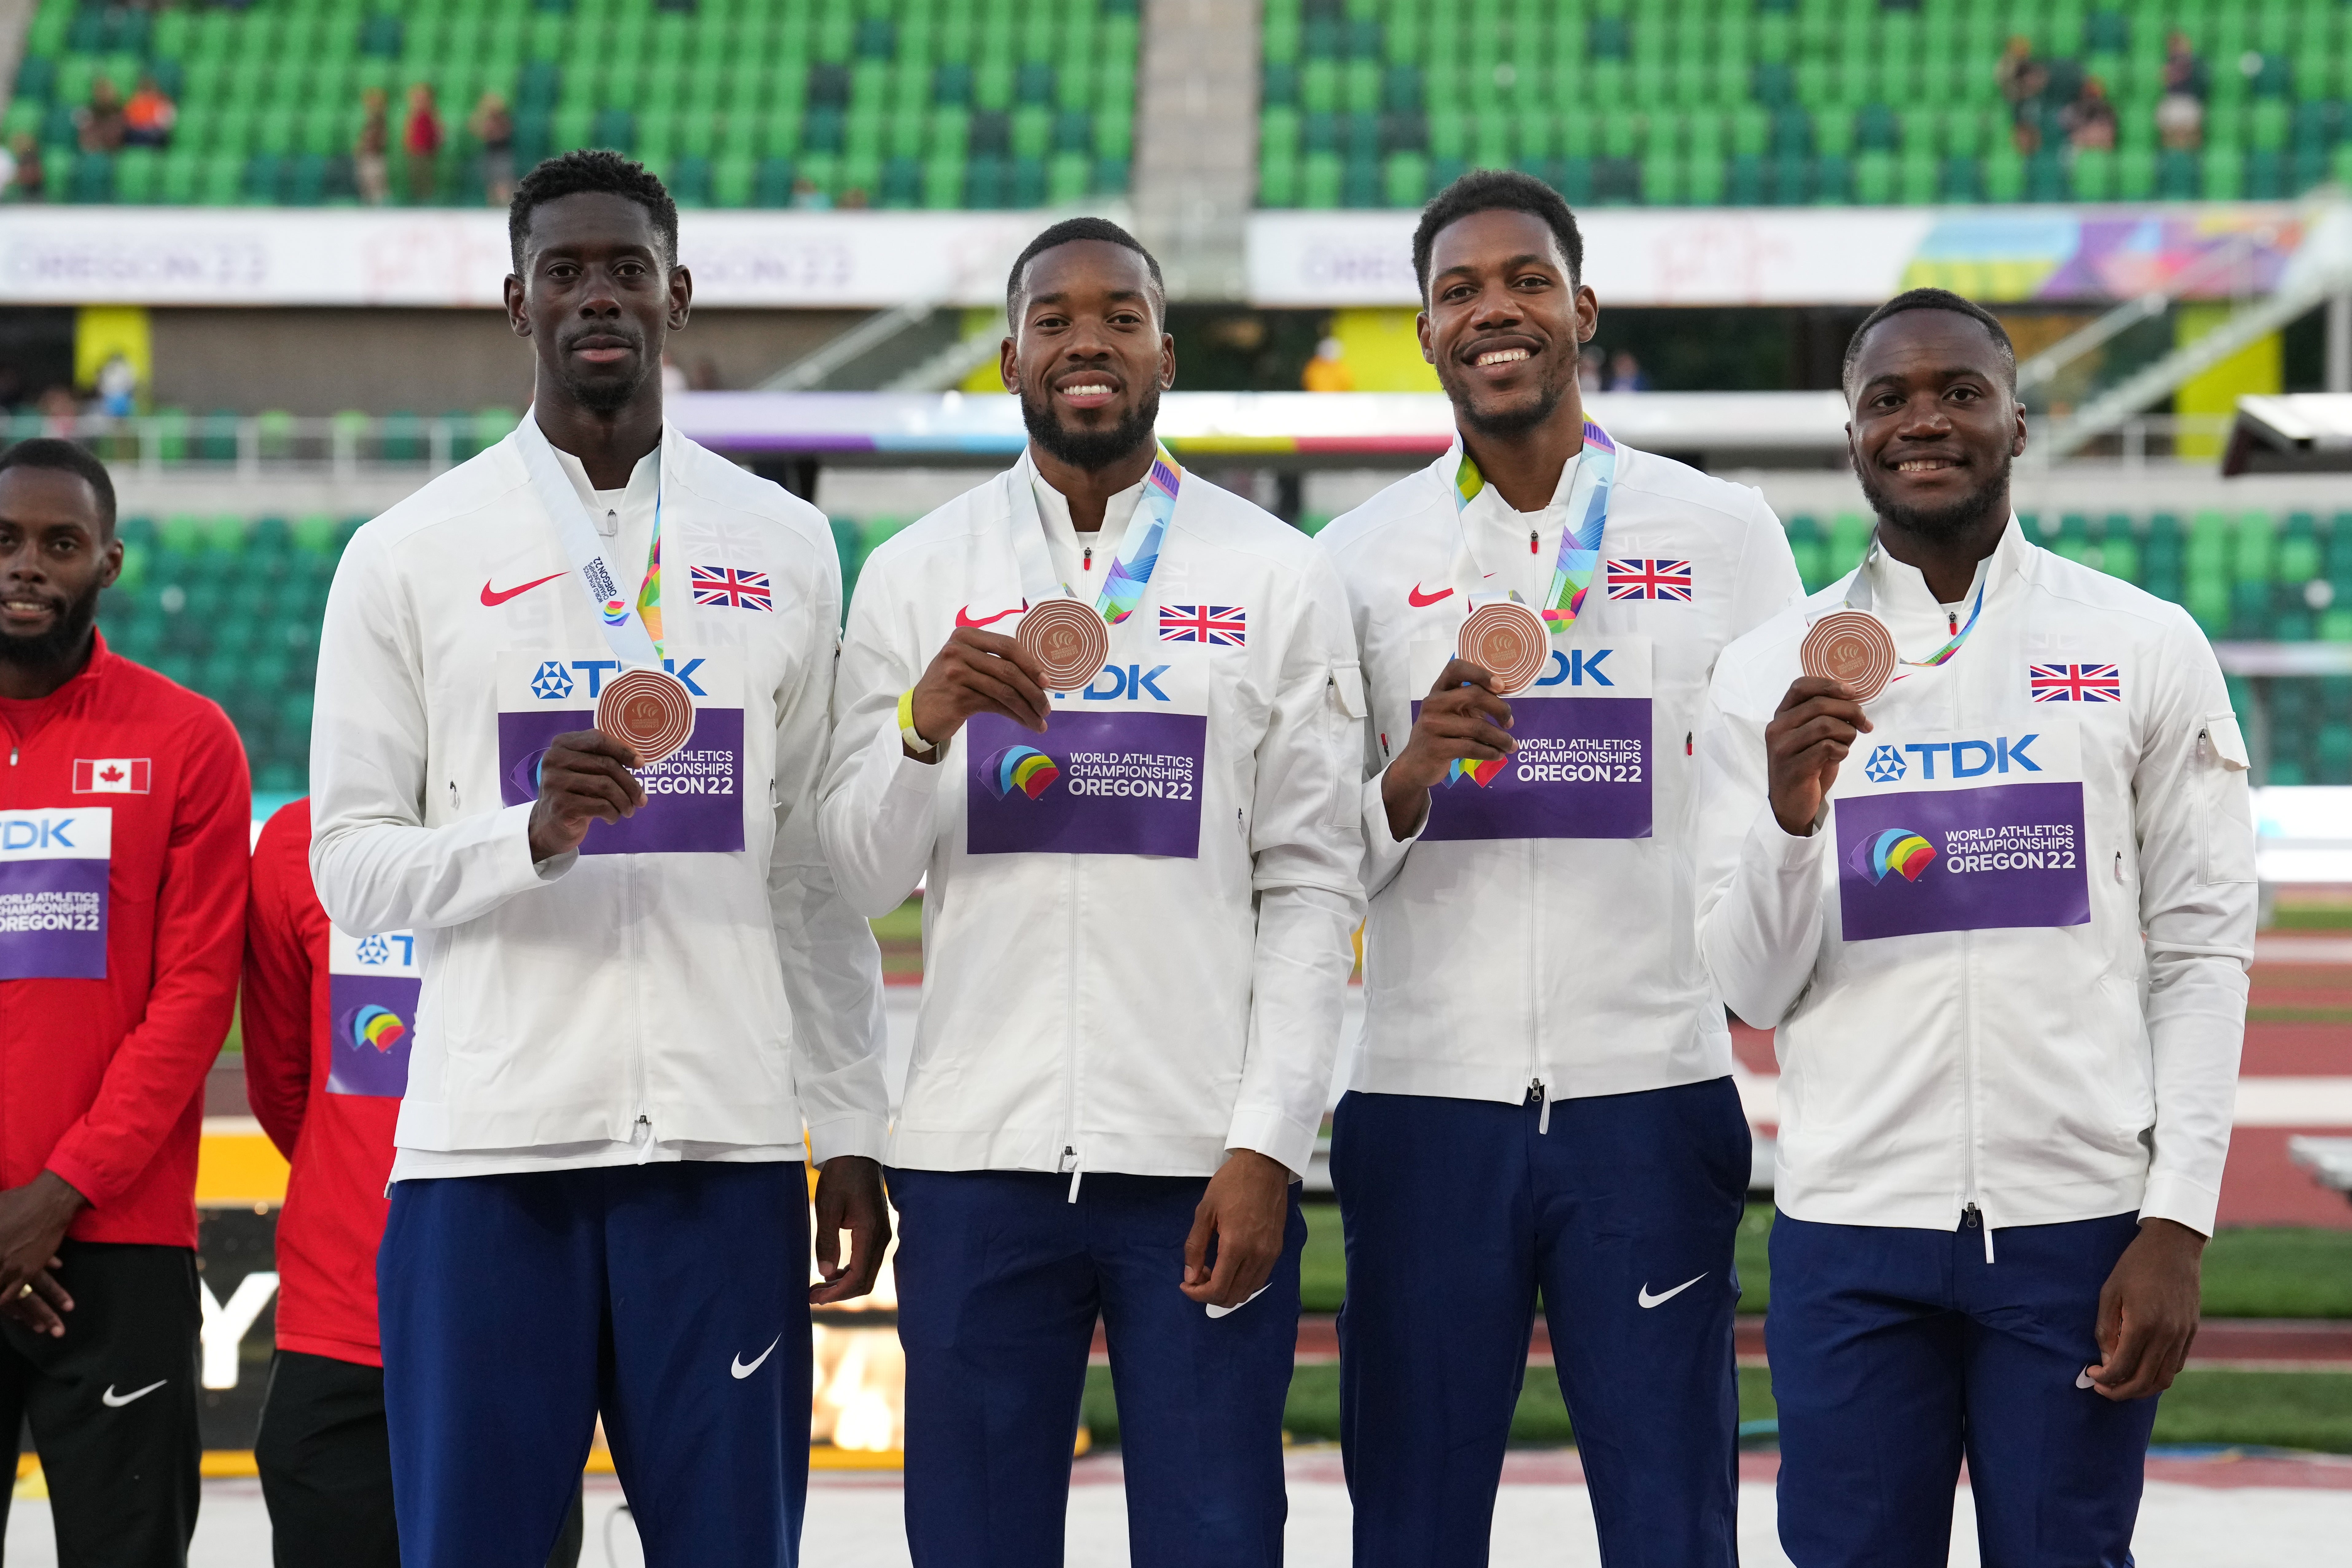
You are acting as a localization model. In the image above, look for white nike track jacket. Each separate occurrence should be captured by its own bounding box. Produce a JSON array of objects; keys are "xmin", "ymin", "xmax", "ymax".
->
[
  {"xmin": 310, "ymin": 421, "xmax": 890, "ymax": 1168},
  {"xmin": 1695, "ymin": 521, "xmax": 2256, "ymax": 1237},
  {"xmin": 1317, "ymin": 439, "xmax": 1802, "ymax": 1108},
  {"xmin": 818, "ymin": 454, "xmax": 1366, "ymax": 1181}
]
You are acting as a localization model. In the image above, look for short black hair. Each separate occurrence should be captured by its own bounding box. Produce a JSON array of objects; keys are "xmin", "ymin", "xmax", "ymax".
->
[
  {"xmin": 1842, "ymin": 287, "xmax": 2018, "ymax": 393},
  {"xmin": 508, "ymin": 150, "xmax": 680, "ymax": 271},
  {"xmin": 1005, "ymin": 216, "xmax": 1165, "ymax": 322},
  {"xmin": 0, "ymin": 438, "xmax": 115, "ymax": 534},
  {"xmin": 1412, "ymin": 169, "xmax": 1584, "ymax": 301}
]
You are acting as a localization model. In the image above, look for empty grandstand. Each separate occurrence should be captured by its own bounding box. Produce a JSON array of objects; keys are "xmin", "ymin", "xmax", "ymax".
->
[
  {"xmin": 5, "ymin": 0, "xmax": 1139, "ymax": 209},
  {"xmin": 1259, "ymin": 0, "xmax": 2352, "ymax": 209}
]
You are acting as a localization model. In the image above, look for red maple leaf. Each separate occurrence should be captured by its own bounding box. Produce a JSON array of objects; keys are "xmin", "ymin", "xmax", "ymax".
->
[{"xmin": 99, "ymin": 765, "xmax": 122, "ymax": 783}]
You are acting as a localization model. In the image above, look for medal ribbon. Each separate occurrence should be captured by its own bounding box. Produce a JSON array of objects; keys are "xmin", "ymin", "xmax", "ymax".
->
[
  {"xmin": 1841, "ymin": 530, "xmax": 1989, "ymax": 670},
  {"xmin": 1089, "ymin": 444, "xmax": 1181, "ymax": 624},
  {"xmin": 1452, "ymin": 421, "xmax": 1616, "ymax": 634},
  {"xmin": 516, "ymin": 412, "xmax": 667, "ymax": 665}
]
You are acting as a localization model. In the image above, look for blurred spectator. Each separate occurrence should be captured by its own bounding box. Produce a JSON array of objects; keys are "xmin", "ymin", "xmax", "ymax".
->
[
  {"xmin": 403, "ymin": 84, "xmax": 443, "ymax": 205},
  {"xmin": 2066, "ymin": 77, "xmax": 2118, "ymax": 152},
  {"xmin": 355, "ymin": 88, "xmax": 390, "ymax": 205},
  {"xmin": 36, "ymin": 386, "xmax": 77, "ymax": 437},
  {"xmin": 1996, "ymin": 37, "xmax": 2047, "ymax": 114},
  {"xmin": 6, "ymin": 135, "xmax": 40, "ymax": 201},
  {"xmin": 1578, "ymin": 343, "xmax": 1604, "ymax": 395},
  {"xmin": 75, "ymin": 77, "xmax": 126, "ymax": 154},
  {"xmin": 123, "ymin": 73, "xmax": 176, "ymax": 149},
  {"xmin": 838, "ymin": 186, "xmax": 869, "ymax": 209},
  {"xmin": 2158, "ymin": 31, "xmax": 2207, "ymax": 150},
  {"xmin": 1605, "ymin": 351, "xmax": 1648, "ymax": 392},
  {"xmin": 95, "ymin": 353, "xmax": 137, "ymax": 420},
  {"xmin": 1301, "ymin": 335, "xmax": 1352, "ymax": 393},
  {"xmin": 689, "ymin": 357, "xmax": 723, "ymax": 392},
  {"xmin": 789, "ymin": 175, "xmax": 830, "ymax": 209},
  {"xmin": 661, "ymin": 351, "xmax": 689, "ymax": 396},
  {"xmin": 471, "ymin": 92, "xmax": 515, "ymax": 207}
]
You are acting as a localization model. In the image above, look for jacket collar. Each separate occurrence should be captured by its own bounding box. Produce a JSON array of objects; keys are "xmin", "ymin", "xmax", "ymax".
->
[{"xmin": 1850, "ymin": 514, "xmax": 2031, "ymax": 661}]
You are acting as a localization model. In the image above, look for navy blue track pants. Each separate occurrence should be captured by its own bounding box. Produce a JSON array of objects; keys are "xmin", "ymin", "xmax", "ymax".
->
[
  {"xmin": 887, "ymin": 1167, "xmax": 1305, "ymax": 1568},
  {"xmin": 379, "ymin": 1161, "xmax": 811, "ymax": 1568},
  {"xmin": 1769, "ymin": 1209, "xmax": 2159, "ymax": 1568},
  {"xmin": 1332, "ymin": 1080, "xmax": 1751, "ymax": 1568}
]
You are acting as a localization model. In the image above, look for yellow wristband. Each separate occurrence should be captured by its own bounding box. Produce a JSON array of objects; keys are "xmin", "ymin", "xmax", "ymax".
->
[{"xmin": 898, "ymin": 687, "xmax": 935, "ymax": 755}]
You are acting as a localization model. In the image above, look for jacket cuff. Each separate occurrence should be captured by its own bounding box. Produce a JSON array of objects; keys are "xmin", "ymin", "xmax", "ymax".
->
[
  {"xmin": 1750, "ymin": 799, "xmax": 1830, "ymax": 869},
  {"xmin": 807, "ymin": 1113, "xmax": 890, "ymax": 1167},
  {"xmin": 42, "ymin": 1153, "xmax": 111, "ymax": 1211},
  {"xmin": 1366, "ymin": 767, "xmax": 1424, "ymax": 850},
  {"xmin": 2138, "ymin": 1170, "xmax": 2220, "ymax": 1238},
  {"xmin": 1223, "ymin": 1109, "xmax": 1320, "ymax": 1183}
]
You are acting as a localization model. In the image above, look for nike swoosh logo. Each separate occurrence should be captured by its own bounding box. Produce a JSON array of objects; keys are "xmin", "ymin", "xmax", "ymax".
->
[
  {"xmin": 731, "ymin": 1335, "xmax": 781, "ymax": 1380},
  {"xmin": 101, "ymin": 1379, "xmax": 167, "ymax": 1408},
  {"xmin": 1408, "ymin": 584, "xmax": 1454, "ymax": 607},
  {"xmin": 1636, "ymin": 1274, "xmax": 1707, "ymax": 1309},
  {"xmin": 480, "ymin": 571, "xmax": 568, "ymax": 607},
  {"xmin": 955, "ymin": 602, "xmax": 1027, "ymax": 629}
]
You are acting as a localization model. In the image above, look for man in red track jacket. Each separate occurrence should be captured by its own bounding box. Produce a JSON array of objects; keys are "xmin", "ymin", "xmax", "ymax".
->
[
  {"xmin": 245, "ymin": 797, "xmax": 581, "ymax": 1568},
  {"xmin": 0, "ymin": 438, "xmax": 248, "ymax": 1565}
]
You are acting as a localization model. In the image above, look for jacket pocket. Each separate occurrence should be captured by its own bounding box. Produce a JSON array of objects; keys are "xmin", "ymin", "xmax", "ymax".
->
[
  {"xmin": 1327, "ymin": 660, "xmax": 1369, "ymax": 829},
  {"xmin": 2198, "ymin": 711, "xmax": 2257, "ymax": 885}
]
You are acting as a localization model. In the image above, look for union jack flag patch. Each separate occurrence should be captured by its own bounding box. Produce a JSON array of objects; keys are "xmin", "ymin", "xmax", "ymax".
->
[
  {"xmin": 689, "ymin": 564, "xmax": 773, "ymax": 611},
  {"xmin": 1158, "ymin": 604, "xmax": 1247, "ymax": 646},
  {"xmin": 1605, "ymin": 559, "xmax": 1695, "ymax": 601},
  {"xmin": 2030, "ymin": 663, "xmax": 2122, "ymax": 702}
]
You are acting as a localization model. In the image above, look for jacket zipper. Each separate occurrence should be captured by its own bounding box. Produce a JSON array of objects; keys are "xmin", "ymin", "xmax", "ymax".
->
[
  {"xmin": 1082, "ymin": 544, "xmax": 1093, "ymax": 574},
  {"xmin": 1960, "ymin": 928, "xmax": 1991, "ymax": 1262},
  {"xmin": 1061, "ymin": 855, "xmax": 1083, "ymax": 1200},
  {"xmin": 1527, "ymin": 838, "xmax": 1548, "ymax": 1132},
  {"xmin": 1528, "ymin": 528, "xmax": 1539, "ymax": 556}
]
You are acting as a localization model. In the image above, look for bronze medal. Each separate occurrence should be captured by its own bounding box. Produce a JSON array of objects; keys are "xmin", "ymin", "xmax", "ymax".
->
[
  {"xmin": 595, "ymin": 666, "xmax": 697, "ymax": 767},
  {"xmin": 1800, "ymin": 610, "xmax": 1898, "ymax": 702},
  {"xmin": 1457, "ymin": 601, "xmax": 1551, "ymax": 695},
  {"xmin": 1016, "ymin": 599, "xmax": 1110, "ymax": 692}
]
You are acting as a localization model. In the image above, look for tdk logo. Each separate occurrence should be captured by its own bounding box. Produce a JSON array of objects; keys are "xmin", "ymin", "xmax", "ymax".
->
[
  {"xmin": 530, "ymin": 658, "xmax": 708, "ymax": 700},
  {"xmin": 0, "ymin": 817, "xmax": 76, "ymax": 851},
  {"xmin": 1881, "ymin": 734, "xmax": 2042, "ymax": 781},
  {"xmin": 1534, "ymin": 648, "xmax": 1615, "ymax": 688},
  {"xmin": 1079, "ymin": 664, "xmax": 1173, "ymax": 702},
  {"xmin": 355, "ymin": 932, "xmax": 414, "ymax": 966}
]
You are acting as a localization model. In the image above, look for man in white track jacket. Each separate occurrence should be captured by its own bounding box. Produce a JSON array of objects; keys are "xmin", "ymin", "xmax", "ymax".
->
[
  {"xmin": 819, "ymin": 218, "xmax": 1363, "ymax": 1568},
  {"xmin": 1313, "ymin": 170, "xmax": 1803, "ymax": 1568},
  {"xmin": 1696, "ymin": 289, "xmax": 2255, "ymax": 1566},
  {"xmin": 309, "ymin": 152, "xmax": 889, "ymax": 1568}
]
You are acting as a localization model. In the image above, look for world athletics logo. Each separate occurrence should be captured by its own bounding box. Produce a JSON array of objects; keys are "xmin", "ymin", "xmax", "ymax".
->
[
  {"xmin": 1445, "ymin": 757, "xmax": 1506, "ymax": 787},
  {"xmin": 346, "ymin": 1003, "xmax": 410, "ymax": 1055},
  {"xmin": 983, "ymin": 744, "xmax": 1061, "ymax": 801},
  {"xmin": 1851, "ymin": 827, "xmax": 1937, "ymax": 885}
]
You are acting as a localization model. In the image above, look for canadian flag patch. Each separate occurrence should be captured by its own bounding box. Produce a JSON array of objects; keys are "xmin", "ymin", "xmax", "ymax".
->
[{"xmin": 73, "ymin": 759, "xmax": 150, "ymax": 794}]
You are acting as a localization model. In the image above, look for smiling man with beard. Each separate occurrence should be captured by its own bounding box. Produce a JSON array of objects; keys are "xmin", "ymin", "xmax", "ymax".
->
[
  {"xmin": 820, "ymin": 217, "xmax": 1363, "ymax": 1568},
  {"xmin": 0, "ymin": 438, "xmax": 248, "ymax": 1568},
  {"xmin": 1310, "ymin": 171, "xmax": 1801, "ymax": 1567},
  {"xmin": 1696, "ymin": 290, "xmax": 2254, "ymax": 1565},
  {"xmin": 308, "ymin": 151, "xmax": 891, "ymax": 1566}
]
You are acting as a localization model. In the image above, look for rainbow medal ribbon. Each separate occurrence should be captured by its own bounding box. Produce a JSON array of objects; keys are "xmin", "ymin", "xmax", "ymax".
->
[
  {"xmin": 515, "ymin": 412, "xmax": 692, "ymax": 759},
  {"xmin": 1089, "ymin": 444, "xmax": 1182, "ymax": 623},
  {"xmin": 1451, "ymin": 420, "xmax": 1616, "ymax": 635},
  {"xmin": 1832, "ymin": 529, "xmax": 1990, "ymax": 672}
]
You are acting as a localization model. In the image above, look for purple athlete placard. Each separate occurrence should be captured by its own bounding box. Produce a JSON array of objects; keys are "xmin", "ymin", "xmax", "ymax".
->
[
  {"xmin": 965, "ymin": 709, "xmax": 1208, "ymax": 857},
  {"xmin": 1831, "ymin": 723, "xmax": 2091, "ymax": 942},
  {"xmin": 0, "ymin": 807, "xmax": 109, "ymax": 979},
  {"xmin": 327, "ymin": 926, "xmax": 420, "ymax": 1098},
  {"xmin": 1410, "ymin": 634, "xmax": 1652, "ymax": 841},
  {"xmin": 496, "ymin": 651, "xmax": 746, "ymax": 854}
]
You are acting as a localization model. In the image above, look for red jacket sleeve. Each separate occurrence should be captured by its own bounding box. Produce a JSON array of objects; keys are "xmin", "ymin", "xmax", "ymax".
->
[
  {"xmin": 242, "ymin": 800, "xmax": 316, "ymax": 1162},
  {"xmin": 44, "ymin": 706, "xmax": 250, "ymax": 1207}
]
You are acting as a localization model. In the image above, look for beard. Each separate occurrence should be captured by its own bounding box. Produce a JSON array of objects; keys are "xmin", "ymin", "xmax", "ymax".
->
[
  {"xmin": 1856, "ymin": 447, "xmax": 2014, "ymax": 542},
  {"xmin": 555, "ymin": 339, "xmax": 653, "ymax": 415},
  {"xmin": 0, "ymin": 574, "xmax": 101, "ymax": 672},
  {"xmin": 1021, "ymin": 380, "xmax": 1161, "ymax": 472},
  {"xmin": 1441, "ymin": 355, "xmax": 1575, "ymax": 442}
]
